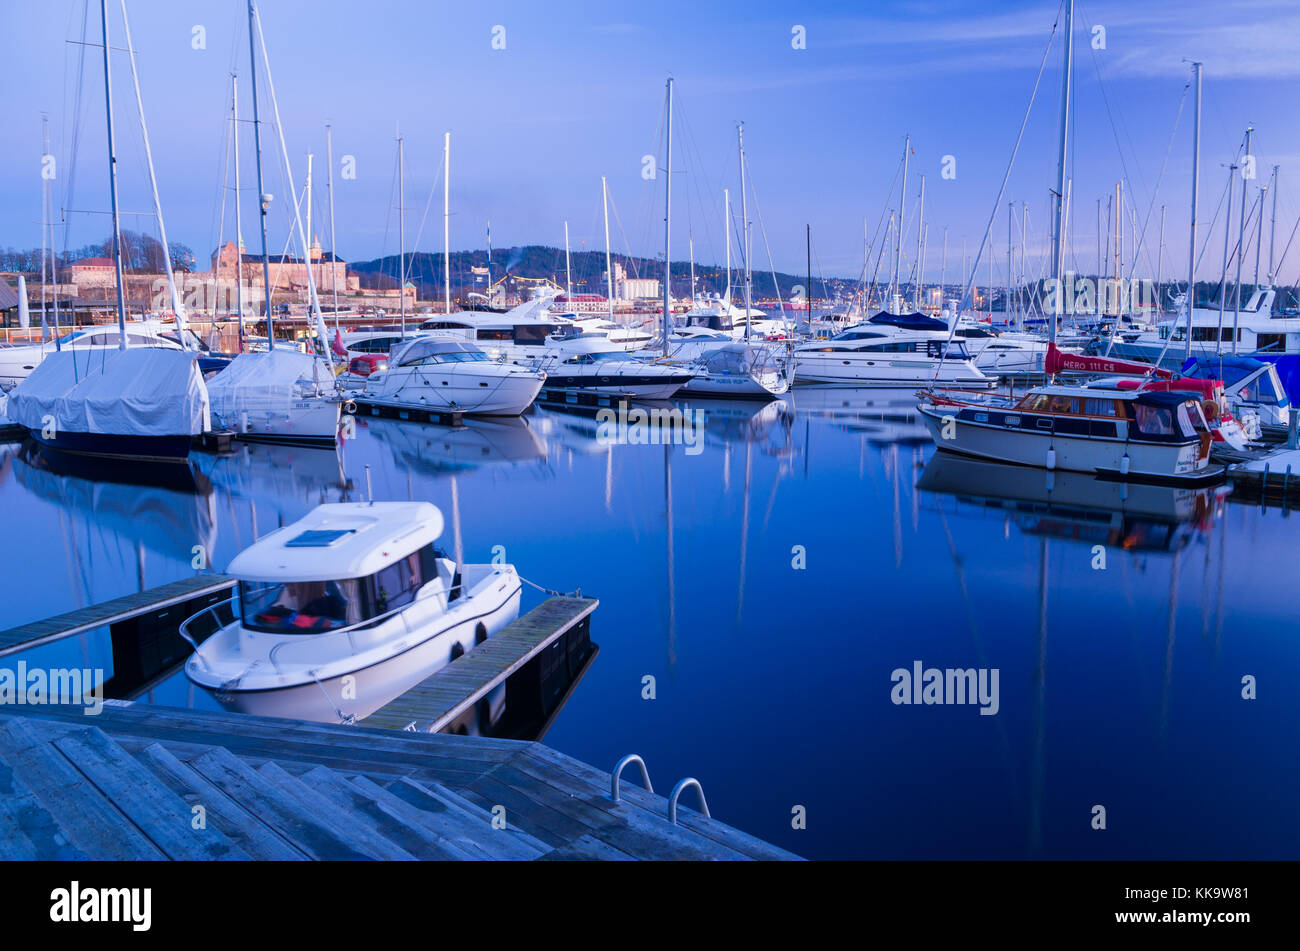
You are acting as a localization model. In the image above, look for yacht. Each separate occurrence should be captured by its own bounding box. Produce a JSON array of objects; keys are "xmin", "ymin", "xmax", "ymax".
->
[
  {"xmin": 681, "ymin": 294, "xmax": 790, "ymax": 340},
  {"xmin": 205, "ymin": 350, "xmax": 342, "ymax": 445},
  {"xmin": 551, "ymin": 311, "xmax": 653, "ymax": 351},
  {"xmin": 678, "ymin": 343, "xmax": 790, "ymax": 399},
  {"xmin": 182, "ymin": 501, "xmax": 522, "ymax": 722},
  {"xmin": 358, "ymin": 337, "xmax": 545, "ymax": 416},
  {"xmin": 538, "ymin": 351, "xmax": 694, "ymax": 398},
  {"xmin": 950, "ymin": 319, "xmax": 1051, "ymax": 375},
  {"xmin": 792, "ymin": 325, "xmax": 991, "ymax": 387},
  {"xmin": 1106, "ymin": 287, "xmax": 1298, "ymax": 368}
]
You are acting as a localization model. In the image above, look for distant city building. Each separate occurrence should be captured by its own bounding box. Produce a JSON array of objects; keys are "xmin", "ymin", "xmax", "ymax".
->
[{"xmin": 602, "ymin": 262, "xmax": 660, "ymax": 301}]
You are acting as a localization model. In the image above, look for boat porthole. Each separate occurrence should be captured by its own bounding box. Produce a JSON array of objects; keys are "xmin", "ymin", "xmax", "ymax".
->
[{"xmin": 475, "ymin": 622, "xmax": 487, "ymax": 645}]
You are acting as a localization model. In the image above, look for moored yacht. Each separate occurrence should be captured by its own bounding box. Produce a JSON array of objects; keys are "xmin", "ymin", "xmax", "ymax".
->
[
  {"xmin": 206, "ymin": 350, "xmax": 342, "ymax": 445},
  {"xmin": 919, "ymin": 382, "xmax": 1216, "ymax": 480},
  {"xmin": 359, "ymin": 337, "xmax": 545, "ymax": 416},
  {"xmin": 183, "ymin": 501, "xmax": 522, "ymax": 722},
  {"xmin": 793, "ymin": 324, "xmax": 991, "ymax": 387},
  {"xmin": 678, "ymin": 343, "xmax": 790, "ymax": 399},
  {"xmin": 540, "ymin": 351, "xmax": 694, "ymax": 398}
]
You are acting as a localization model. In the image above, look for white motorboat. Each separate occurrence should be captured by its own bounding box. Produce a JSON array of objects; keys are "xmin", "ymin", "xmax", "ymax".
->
[
  {"xmin": 552, "ymin": 311, "xmax": 653, "ymax": 351},
  {"xmin": 183, "ymin": 501, "xmax": 522, "ymax": 722},
  {"xmin": 1180, "ymin": 355, "xmax": 1291, "ymax": 435},
  {"xmin": 535, "ymin": 351, "xmax": 694, "ymax": 398},
  {"xmin": 679, "ymin": 343, "xmax": 790, "ymax": 399},
  {"xmin": 359, "ymin": 336, "xmax": 544, "ymax": 416},
  {"xmin": 662, "ymin": 325, "xmax": 737, "ymax": 362},
  {"xmin": 206, "ymin": 350, "xmax": 342, "ymax": 445},
  {"xmin": 793, "ymin": 326, "xmax": 992, "ymax": 387},
  {"xmin": 950, "ymin": 319, "xmax": 1051, "ymax": 375}
]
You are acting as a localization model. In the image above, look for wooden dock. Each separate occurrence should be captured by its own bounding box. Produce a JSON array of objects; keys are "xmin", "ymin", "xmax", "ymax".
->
[
  {"xmin": 1227, "ymin": 446, "xmax": 1300, "ymax": 505},
  {"xmin": 0, "ymin": 702, "xmax": 800, "ymax": 860},
  {"xmin": 364, "ymin": 597, "xmax": 597, "ymax": 733}
]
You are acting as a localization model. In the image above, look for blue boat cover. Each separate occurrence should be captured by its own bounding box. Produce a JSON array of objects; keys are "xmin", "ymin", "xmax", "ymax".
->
[{"xmin": 868, "ymin": 310, "xmax": 949, "ymax": 331}]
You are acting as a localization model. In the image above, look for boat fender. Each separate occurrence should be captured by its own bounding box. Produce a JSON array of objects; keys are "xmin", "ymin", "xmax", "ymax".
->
[
  {"xmin": 1046, "ymin": 447, "xmax": 1056, "ymax": 471},
  {"xmin": 1120, "ymin": 454, "xmax": 1131, "ymax": 476},
  {"xmin": 344, "ymin": 400, "xmax": 357, "ymax": 415}
]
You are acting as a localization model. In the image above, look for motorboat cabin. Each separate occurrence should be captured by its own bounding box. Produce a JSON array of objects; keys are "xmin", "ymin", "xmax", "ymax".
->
[{"xmin": 183, "ymin": 501, "xmax": 522, "ymax": 722}]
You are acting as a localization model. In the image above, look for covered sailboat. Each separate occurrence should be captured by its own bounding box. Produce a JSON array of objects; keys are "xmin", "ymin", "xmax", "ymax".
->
[
  {"xmin": 8, "ymin": 347, "xmax": 209, "ymax": 462},
  {"xmin": 205, "ymin": 350, "xmax": 341, "ymax": 445}
]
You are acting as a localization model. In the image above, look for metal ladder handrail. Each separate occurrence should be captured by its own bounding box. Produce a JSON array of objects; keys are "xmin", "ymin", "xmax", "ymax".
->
[
  {"xmin": 610, "ymin": 753, "xmax": 654, "ymax": 802},
  {"xmin": 177, "ymin": 595, "xmax": 239, "ymax": 672},
  {"xmin": 668, "ymin": 777, "xmax": 710, "ymax": 824}
]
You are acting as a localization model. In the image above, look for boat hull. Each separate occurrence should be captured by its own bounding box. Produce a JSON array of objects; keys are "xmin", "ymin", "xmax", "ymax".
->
[
  {"xmin": 794, "ymin": 353, "xmax": 991, "ymax": 387},
  {"xmin": 362, "ymin": 367, "xmax": 544, "ymax": 416},
  {"xmin": 917, "ymin": 404, "xmax": 1208, "ymax": 479},
  {"xmin": 189, "ymin": 583, "xmax": 522, "ymax": 723},
  {"xmin": 31, "ymin": 429, "xmax": 193, "ymax": 463},
  {"xmin": 213, "ymin": 398, "xmax": 341, "ymax": 446}
]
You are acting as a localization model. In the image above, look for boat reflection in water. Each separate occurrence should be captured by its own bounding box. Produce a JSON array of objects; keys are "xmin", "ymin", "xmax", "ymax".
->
[
  {"xmin": 791, "ymin": 386, "xmax": 930, "ymax": 444},
  {"xmin": 363, "ymin": 414, "xmax": 547, "ymax": 472},
  {"xmin": 917, "ymin": 449, "xmax": 1223, "ymax": 552}
]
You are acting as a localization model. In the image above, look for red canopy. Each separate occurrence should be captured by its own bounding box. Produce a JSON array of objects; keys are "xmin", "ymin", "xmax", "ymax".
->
[{"xmin": 1045, "ymin": 343, "xmax": 1172, "ymax": 380}]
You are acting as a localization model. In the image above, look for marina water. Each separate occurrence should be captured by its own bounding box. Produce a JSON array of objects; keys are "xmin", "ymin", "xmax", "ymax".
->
[{"xmin": 2, "ymin": 390, "xmax": 1296, "ymax": 860}]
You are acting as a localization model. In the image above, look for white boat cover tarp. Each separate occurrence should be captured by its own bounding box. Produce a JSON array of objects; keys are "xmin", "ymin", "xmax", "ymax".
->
[
  {"xmin": 206, "ymin": 350, "xmax": 328, "ymax": 425},
  {"xmin": 7, "ymin": 347, "xmax": 210, "ymax": 436}
]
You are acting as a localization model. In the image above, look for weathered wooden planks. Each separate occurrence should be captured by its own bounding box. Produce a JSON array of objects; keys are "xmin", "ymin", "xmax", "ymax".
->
[{"xmin": 363, "ymin": 596, "xmax": 598, "ymax": 733}]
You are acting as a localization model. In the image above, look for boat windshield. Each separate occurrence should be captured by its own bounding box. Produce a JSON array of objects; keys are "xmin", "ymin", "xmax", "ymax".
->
[{"xmin": 240, "ymin": 579, "xmax": 365, "ymax": 634}]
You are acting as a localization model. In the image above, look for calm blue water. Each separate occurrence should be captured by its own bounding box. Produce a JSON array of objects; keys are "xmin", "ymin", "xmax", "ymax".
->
[{"xmin": 2, "ymin": 389, "xmax": 1297, "ymax": 860}]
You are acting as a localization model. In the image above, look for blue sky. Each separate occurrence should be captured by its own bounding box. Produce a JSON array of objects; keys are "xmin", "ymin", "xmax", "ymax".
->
[{"xmin": 2, "ymin": 0, "xmax": 1297, "ymax": 287}]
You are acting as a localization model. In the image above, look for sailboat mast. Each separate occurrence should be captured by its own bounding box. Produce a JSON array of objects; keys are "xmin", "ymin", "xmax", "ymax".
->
[
  {"xmin": 100, "ymin": 0, "xmax": 128, "ymax": 344},
  {"xmin": 1232, "ymin": 126, "xmax": 1252, "ymax": 354},
  {"xmin": 806, "ymin": 224, "xmax": 811, "ymax": 319},
  {"xmin": 1268, "ymin": 164, "xmax": 1279, "ymax": 285},
  {"xmin": 247, "ymin": 0, "xmax": 275, "ymax": 344},
  {"xmin": 723, "ymin": 188, "xmax": 731, "ymax": 305},
  {"xmin": 662, "ymin": 77, "xmax": 673, "ymax": 357},
  {"xmin": 233, "ymin": 75, "xmax": 245, "ymax": 349},
  {"xmin": 398, "ymin": 132, "xmax": 406, "ymax": 341},
  {"xmin": 601, "ymin": 177, "xmax": 614, "ymax": 321},
  {"xmin": 326, "ymin": 123, "xmax": 338, "ymax": 331},
  {"xmin": 40, "ymin": 115, "xmax": 51, "ymax": 342},
  {"xmin": 1156, "ymin": 204, "xmax": 1165, "ymax": 317},
  {"xmin": 689, "ymin": 231, "xmax": 695, "ymax": 304},
  {"xmin": 486, "ymin": 221, "xmax": 492, "ymax": 299},
  {"xmin": 914, "ymin": 174, "xmax": 925, "ymax": 310},
  {"xmin": 894, "ymin": 134, "xmax": 909, "ymax": 311},
  {"xmin": 1185, "ymin": 61, "xmax": 1201, "ymax": 361},
  {"xmin": 563, "ymin": 220, "xmax": 572, "ymax": 297},
  {"xmin": 1050, "ymin": 0, "xmax": 1074, "ymax": 348},
  {"xmin": 738, "ymin": 122, "xmax": 751, "ymax": 343},
  {"xmin": 1216, "ymin": 162, "xmax": 1235, "ymax": 352},
  {"xmin": 443, "ymin": 131, "xmax": 451, "ymax": 314}
]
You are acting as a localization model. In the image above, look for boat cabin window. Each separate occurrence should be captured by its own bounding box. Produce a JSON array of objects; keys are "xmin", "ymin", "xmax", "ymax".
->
[
  {"xmin": 1191, "ymin": 327, "xmax": 1239, "ymax": 342},
  {"xmin": 240, "ymin": 579, "xmax": 364, "ymax": 633},
  {"xmin": 476, "ymin": 328, "xmax": 513, "ymax": 341},
  {"xmin": 1133, "ymin": 404, "xmax": 1176, "ymax": 436},
  {"xmin": 240, "ymin": 543, "xmax": 444, "ymax": 634},
  {"xmin": 1255, "ymin": 332, "xmax": 1286, "ymax": 353},
  {"xmin": 513, "ymin": 324, "xmax": 557, "ymax": 345},
  {"xmin": 1238, "ymin": 371, "xmax": 1284, "ymax": 405}
]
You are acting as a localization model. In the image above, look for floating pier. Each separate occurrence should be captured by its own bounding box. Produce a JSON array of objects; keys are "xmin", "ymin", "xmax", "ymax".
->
[
  {"xmin": 1227, "ymin": 447, "xmax": 1300, "ymax": 505},
  {"xmin": 534, "ymin": 387, "xmax": 636, "ymax": 415},
  {"xmin": 0, "ymin": 421, "xmax": 25, "ymax": 444},
  {"xmin": 0, "ymin": 574, "xmax": 235, "ymax": 697},
  {"xmin": 352, "ymin": 397, "xmax": 464, "ymax": 428},
  {"xmin": 365, "ymin": 597, "xmax": 597, "ymax": 734}
]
